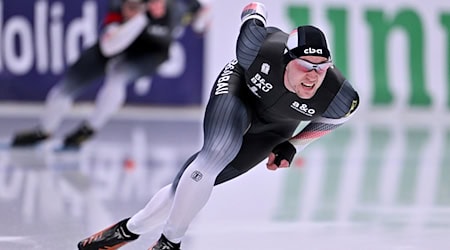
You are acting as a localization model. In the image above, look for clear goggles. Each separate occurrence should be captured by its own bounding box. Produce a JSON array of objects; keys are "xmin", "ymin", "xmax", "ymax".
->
[{"xmin": 293, "ymin": 58, "xmax": 333, "ymax": 74}]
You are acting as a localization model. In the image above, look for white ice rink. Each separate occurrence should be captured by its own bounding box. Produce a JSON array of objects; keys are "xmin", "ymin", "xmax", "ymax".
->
[{"xmin": 1, "ymin": 107, "xmax": 449, "ymax": 250}]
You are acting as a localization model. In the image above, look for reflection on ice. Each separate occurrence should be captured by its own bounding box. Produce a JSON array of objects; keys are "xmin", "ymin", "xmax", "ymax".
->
[{"xmin": 0, "ymin": 121, "xmax": 449, "ymax": 249}]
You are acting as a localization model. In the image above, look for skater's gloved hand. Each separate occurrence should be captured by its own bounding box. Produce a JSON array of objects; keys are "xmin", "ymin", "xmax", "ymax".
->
[
  {"xmin": 266, "ymin": 141, "xmax": 296, "ymax": 171},
  {"xmin": 240, "ymin": 2, "xmax": 267, "ymax": 25}
]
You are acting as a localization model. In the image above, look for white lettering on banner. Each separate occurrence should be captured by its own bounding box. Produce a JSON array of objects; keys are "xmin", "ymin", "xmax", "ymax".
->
[
  {"xmin": 65, "ymin": 2, "xmax": 97, "ymax": 65},
  {"xmin": 50, "ymin": 2, "xmax": 64, "ymax": 73},
  {"xmin": 0, "ymin": 0, "xmax": 189, "ymax": 79},
  {"xmin": 0, "ymin": 0, "xmax": 98, "ymax": 75},
  {"xmin": 35, "ymin": 0, "xmax": 48, "ymax": 73},
  {"xmin": 3, "ymin": 16, "xmax": 33, "ymax": 74}
]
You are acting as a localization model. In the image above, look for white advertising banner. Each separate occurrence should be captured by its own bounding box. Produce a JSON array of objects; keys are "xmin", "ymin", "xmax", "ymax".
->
[{"xmin": 206, "ymin": 0, "xmax": 450, "ymax": 113}]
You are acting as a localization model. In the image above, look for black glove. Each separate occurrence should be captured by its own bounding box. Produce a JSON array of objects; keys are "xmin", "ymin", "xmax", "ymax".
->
[{"xmin": 272, "ymin": 141, "xmax": 296, "ymax": 167}]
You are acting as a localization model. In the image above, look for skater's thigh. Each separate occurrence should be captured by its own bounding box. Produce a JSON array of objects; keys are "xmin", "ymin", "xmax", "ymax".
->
[
  {"xmin": 106, "ymin": 52, "xmax": 167, "ymax": 81},
  {"xmin": 214, "ymin": 132, "xmax": 286, "ymax": 185},
  {"xmin": 63, "ymin": 44, "xmax": 108, "ymax": 89}
]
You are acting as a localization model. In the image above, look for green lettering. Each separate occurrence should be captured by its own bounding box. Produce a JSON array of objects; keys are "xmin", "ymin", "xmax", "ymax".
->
[
  {"xmin": 440, "ymin": 14, "xmax": 450, "ymax": 108},
  {"xmin": 286, "ymin": 6, "xmax": 310, "ymax": 27},
  {"xmin": 327, "ymin": 8, "xmax": 349, "ymax": 77},
  {"xmin": 366, "ymin": 9, "xmax": 431, "ymax": 106}
]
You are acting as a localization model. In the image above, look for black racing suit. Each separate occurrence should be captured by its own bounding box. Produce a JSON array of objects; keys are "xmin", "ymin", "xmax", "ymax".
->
[{"xmin": 173, "ymin": 18, "xmax": 359, "ymax": 187}]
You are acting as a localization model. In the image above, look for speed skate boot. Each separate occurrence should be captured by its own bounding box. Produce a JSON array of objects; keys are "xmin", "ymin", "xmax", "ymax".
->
[
  {"xmin": 11, "ymin": 128, "xmax": 50, "ymax": 146},
  {"xmin": 63, "ymin": 122, "xmax": 95, "ymax": 148},
  {"xmin": 77, "ymin": 218, "xmax": 139, "ymax": 250},
  {"xmin": 149, "ymin": 234, "xmax": 181, "ymax": 250}
]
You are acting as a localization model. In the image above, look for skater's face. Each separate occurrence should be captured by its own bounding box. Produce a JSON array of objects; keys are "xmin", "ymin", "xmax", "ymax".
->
[
  {"xmin": 122, "ymin": 0, "xmax": 145, "ymax": 21},
  {"xmin": 284, "ymin": 55, "xmax": 332, "ymax": 99},
  {"xmin": 147, "ymin": 0, "xmax": 167, "ymax": 19}
]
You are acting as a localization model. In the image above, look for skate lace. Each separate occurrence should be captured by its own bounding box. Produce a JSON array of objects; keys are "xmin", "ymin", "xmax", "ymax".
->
[
  {"xmin": 159, "ymin": 241, "xmax": 175, "ymax": 250},
  {"xmin": 118, "ymin": 226, "xmax": 132, "ymax": 239},
  {"xmin": 112, "ymin": 229, "xmax": 125, "ymax": 240}
]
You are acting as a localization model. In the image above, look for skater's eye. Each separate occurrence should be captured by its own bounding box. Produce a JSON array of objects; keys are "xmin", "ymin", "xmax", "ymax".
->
[{"xmin": 293, "ymin": 58, "xmax": 332, "ymax": 74}]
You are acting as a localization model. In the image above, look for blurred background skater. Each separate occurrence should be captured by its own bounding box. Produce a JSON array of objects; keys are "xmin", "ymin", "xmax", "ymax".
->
[{"xmin": 11, "ymin": 0, "xmax": 209, "ymax": 149}]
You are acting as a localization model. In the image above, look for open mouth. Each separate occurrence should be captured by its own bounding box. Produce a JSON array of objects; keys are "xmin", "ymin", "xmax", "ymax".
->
[{"xmin": 301, "ymin": 82, "xmax": 315, "ymax": 89}]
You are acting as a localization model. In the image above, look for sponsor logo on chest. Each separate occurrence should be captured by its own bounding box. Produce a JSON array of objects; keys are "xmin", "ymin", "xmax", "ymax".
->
[
  {"xmin": 261, "ymin": 63, "xmax": 271, "ymax": 74},
  {"xmin": 290, "ymin": 101, "xmax": 316, "ymax": 116},
  {"xmin": 248, "ymin": 73, "xmax": 273, "ymax": 97},
  {"xmin": 147, "ymin": 25, "xmax": 169, "ymax": 36}
]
